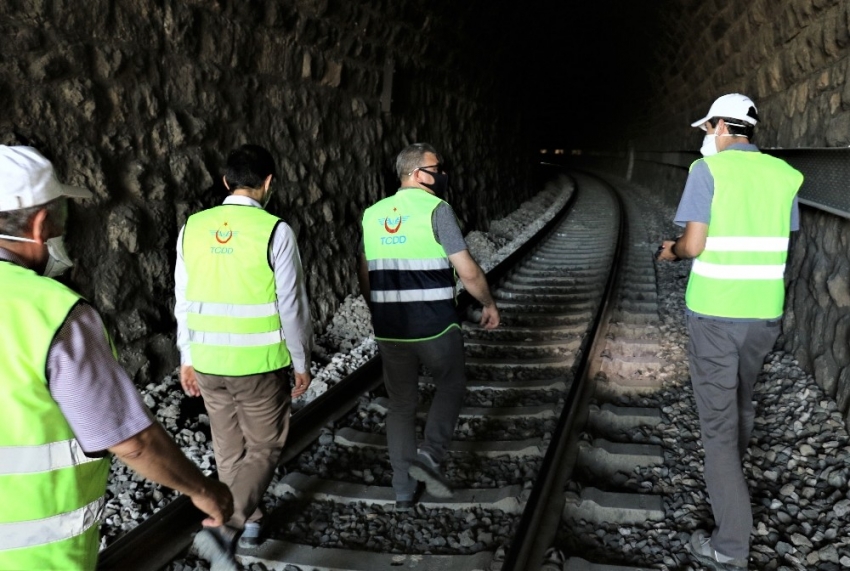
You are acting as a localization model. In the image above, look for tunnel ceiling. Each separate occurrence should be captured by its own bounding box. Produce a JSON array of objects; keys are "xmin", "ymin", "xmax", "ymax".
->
[{"xmin": 505, "ymin": 0, "xmax": 691, "ymax": 150}]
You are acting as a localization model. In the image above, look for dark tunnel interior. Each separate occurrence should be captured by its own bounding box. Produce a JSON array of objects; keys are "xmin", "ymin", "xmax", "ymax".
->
[
  {"xmin": 514, "ymin": 0, "xmax": 675, "ymax": 149},
  {"xmin": 1, "ymin": 0, "xmax": 849, "ymax": 398}
]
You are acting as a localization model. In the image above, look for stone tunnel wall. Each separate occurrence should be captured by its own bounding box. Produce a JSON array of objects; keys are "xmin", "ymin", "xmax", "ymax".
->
[
  {"xmin": 0, "ymin": 0, "xmax": 534, "ymax": 383},
  {"xmin": 591, "ymin": 0, "xmax": 850, "ymax": 422}
]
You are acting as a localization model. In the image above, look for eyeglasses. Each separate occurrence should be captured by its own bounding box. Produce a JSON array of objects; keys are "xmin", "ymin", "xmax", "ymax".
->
[{"xmin": 414, "ymin": 163, "xmax": 445, "ymax": 174}]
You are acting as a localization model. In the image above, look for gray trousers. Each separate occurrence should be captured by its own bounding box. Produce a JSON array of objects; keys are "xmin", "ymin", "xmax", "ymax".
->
[
  {"xmin": 377, "ymin": 327, "xmax": 466, "ymax": 500},
  {"xmin": 686, "ymin": 314, "xmax": 780, "ymax": 560},
  {"xmin": 196, "ymin": 369, "xmax": 291, "ymax": 529}
]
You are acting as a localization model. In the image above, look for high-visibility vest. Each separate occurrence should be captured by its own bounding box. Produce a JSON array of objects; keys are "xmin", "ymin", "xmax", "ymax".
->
[
  {"xmin": 0, "ymin": 261, "xmax": 110, "ymax": 571},
  {"xmin": 685, "ymin": 150, "xmax": 803, "ymax": 319},
  {"xmin": 362, "ymin": 188, "xmax": 459, "ymax": 340},
  {"xmin": 183, "ymin": 204, "xmax": 291, "ymax": 375}
]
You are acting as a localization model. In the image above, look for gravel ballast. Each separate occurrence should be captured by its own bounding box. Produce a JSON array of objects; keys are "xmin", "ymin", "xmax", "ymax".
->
[{"xmin": 100, "ymin": 177, "xmax": 574, "ymax": 552}]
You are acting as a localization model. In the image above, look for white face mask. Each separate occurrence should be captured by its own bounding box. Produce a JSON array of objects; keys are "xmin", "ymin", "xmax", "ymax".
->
[
  {"xmin": 0, "ymin": 234, "xmax": 74, "ymax": 277},
  {"xmin": 700, "ymin": 127, "xmax": 741, "ymax": 157},
  {"xmin": 699, "ymin": 134, "xmax": 718, "ymax": 157}
]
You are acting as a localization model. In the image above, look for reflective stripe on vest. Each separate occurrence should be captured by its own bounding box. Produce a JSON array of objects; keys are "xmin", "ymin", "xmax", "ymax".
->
[
  {"xmin": 0, "ymin": 262, "xmax": 111, "ymax": 570},
  {"xmin": 0, "ymin": 439, "xmax": 101, "ymax": 475},
  {"xmin": 362, "ymin": 189, "xmax": 460, "ymax": 340},
  {"xmin": 372, "ymin": 287, "xmax": 456, "ymax": 303},
  {"xmin": 183, "ymin": 205, "xmax": 291, "ymax": 375},
  {"xmin": 186, "ymin": 300, "xmax": 278, "ymax": 318},
  {"xmin": 367, "ymin": 258, "xmax": 451, "ymax": 271},
  {"xmin": 691, "ymin": 259, "xmax": 786, "ymax": 280},
  {"xmin": 189, "ymin": 329, "xmax": 283, "ymax": 347},
  {"xmin": 0, "ymin": 497, "xmax": 104, "ymax": 551},
  {"xmin": 693, "ymin": 236, "xmax": 789, "ymax": 279},
  {"xmin": 704, "ymin": 236, "xmax": 789, "ymax": 252},
  {"xmin": 684, "ymin": 151, "xmax": 803, "ymax": 319}
]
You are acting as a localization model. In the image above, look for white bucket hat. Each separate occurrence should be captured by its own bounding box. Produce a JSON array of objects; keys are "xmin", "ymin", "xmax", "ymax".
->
[
  {"xmin": 0, "ymin": 146, "xmax": 92, "ymax": 212},
  {"xmin": 691, "ymin": 94, "xmax": 760, "ymax": 131}
]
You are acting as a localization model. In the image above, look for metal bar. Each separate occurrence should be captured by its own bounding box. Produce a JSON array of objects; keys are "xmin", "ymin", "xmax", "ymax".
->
[
  {"xmin": 620, "ymin": 147, "xmax": 850, "ymax": 218},
  {"xmin": 97, "ymin": 357, "xmax": 385, "ymax": 571},
  {"xmin": 500, "ymin": 170, "xmax": 626, "ymax": 571}
]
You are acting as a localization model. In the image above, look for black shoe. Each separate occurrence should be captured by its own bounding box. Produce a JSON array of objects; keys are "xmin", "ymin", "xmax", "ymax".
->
[
  {"xmin": 408, "ymin": 451, "xmax": 453, "ymax": 498},
  {"xmin": 394, "ymin": 500, "xmax": 415, "ymax": 512},
  {"xmin": 193, "ymin": 526, "xmax": 239, "ymax": 571}
]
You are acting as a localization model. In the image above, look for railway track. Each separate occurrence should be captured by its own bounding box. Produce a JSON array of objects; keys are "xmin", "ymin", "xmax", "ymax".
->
[
  {"xmin": 99, "ymin": 170, "xmax": 630, "ymax": 571},
  {"xmin": 548, "ymin": 171, "xmax": 669, "ymax": 571}
]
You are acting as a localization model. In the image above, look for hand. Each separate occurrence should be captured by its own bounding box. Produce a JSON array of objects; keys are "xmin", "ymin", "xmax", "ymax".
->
[
  {"xmin": 180, "ymin": 364, "xmax": 201, "ymax": 397},
  {"xmin": 191, "ymin": 478, "xmax": 234, "ymax": 527},
  {"xmin": 291, "ymin": 370, "xmax": 312, "ymax": 399},
  {"xmin": 656, "ymin": 240, "xmax": 679, "ymax": 262},
  {"xmin": 480, "ymin": 304, "xmax": 500, "ymax": 330}
]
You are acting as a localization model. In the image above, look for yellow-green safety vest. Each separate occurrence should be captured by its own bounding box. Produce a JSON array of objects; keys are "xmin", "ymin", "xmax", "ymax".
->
[
  {"xmin": 0, "ymin": 261, "xmax": 110, "ymax": 571},
  {"xmin": 183, "ymin": 204, "xmax": 291, "ymax": 375},
  {"xmin": 685, "ymin": 150, "xmax": 803, "ymax": 319},
  {"xmin": 362, "ymin": 188, "xmax": 459, "ymax": 340}
]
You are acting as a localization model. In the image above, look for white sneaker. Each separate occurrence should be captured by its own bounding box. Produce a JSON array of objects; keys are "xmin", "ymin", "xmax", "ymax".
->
[{"xmin": 237, "ymin": 521, "xmax": 263, "ymax": 549}]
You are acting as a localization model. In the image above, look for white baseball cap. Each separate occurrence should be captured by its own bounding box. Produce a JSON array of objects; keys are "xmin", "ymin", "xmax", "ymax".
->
[
  {"xmin": 691, "ymin": 93, "xmax": 760, "ymax": 131},
  {"xmin": 0, "ymin": 145, "xmax": 92, "ymax": 212}
]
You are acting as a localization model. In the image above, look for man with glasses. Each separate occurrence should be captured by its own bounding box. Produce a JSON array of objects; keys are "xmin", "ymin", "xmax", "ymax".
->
[
  {"xmin": 358, "ymin": 142, "xmax": 499, "ymax": 510},
  {"xmin": 175, "ymin": 144, "xmax": 313, "ymax": 567}
]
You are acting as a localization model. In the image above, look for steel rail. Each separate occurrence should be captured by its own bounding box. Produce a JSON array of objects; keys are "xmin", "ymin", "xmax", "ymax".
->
[
  {"xmin": 500, "ymin": 169, "xmax": 626, "ymax": 571},
  {"xmin": 97, "ymin": 166, "xmax": 578, "ymax": 571}
]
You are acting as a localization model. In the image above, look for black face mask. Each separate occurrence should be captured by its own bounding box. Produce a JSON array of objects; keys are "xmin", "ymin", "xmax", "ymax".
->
[{"xmin": 422, "ymin": 171, "xmax": 449, "ymax": 198}]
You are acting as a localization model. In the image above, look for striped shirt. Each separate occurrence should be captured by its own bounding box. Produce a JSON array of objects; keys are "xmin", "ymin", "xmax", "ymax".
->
[{"xmin": 0, "ymin": 247, "xmax": 154, "ymax": 454}]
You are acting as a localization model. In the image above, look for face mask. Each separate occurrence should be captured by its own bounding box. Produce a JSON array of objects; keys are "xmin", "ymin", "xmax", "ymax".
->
[
  {"xmin": 700, "ymin": 134, "xmax": 718, "ymax": 157},
  {"xmin": 700, "ymin": 129, "xmax": 740, "ymax": 157},
  {"xmin": 421, "ymin": 171, "xmax": 449, "ymax": 198},
  {"xmin": 261, "ymin": 189, "xmax": 273, "ymax": 209},
  {"xmin": 0, "ymin": 234, "xmax": 74, "ymax": 277},
  {"xmin": 43, "ymin": 237, "xmax": 74, "ymax": 277}
]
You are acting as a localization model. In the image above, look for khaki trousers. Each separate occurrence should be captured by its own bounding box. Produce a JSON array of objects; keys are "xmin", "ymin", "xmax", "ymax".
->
[{"xmin": 196, "ymin": 369, "xmax": 291, "ymax": 529}]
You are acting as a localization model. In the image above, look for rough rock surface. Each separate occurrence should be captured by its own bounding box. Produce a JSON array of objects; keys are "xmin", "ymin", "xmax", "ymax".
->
[{"xmin": 0, "ymin": 0, "xmax": 532, "ymax": 386}]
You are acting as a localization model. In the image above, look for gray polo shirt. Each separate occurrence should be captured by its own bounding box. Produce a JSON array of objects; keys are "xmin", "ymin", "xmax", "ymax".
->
[
  {"xmin": 674, "ymin": 143, "xmax": 800, "ymax": 230},
  {"xmin": 673, "ymin": 143, "xmax": 800, "ymax": 321}
]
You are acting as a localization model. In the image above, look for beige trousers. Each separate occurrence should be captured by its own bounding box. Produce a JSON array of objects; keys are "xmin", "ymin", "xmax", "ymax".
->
[{"xmin": 196, "ymin": 369, "xmax": 291, "ymax": 529}]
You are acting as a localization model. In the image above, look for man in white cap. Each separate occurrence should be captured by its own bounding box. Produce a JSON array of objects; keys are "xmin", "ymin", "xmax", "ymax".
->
[
  {"xmin": 0, "ymin": 145, "xmax": 233, "ymax": 571},
  {"xmin": 657, "ymin": 95, "xmax": 804, "ymax": 569}
]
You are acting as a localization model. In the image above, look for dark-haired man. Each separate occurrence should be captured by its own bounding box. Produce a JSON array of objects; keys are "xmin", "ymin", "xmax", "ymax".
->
[
  {"xmin": 175, "ymin": 144, "xmax": 313, "ymax": 566},
  {"xmin": 0, "ymin": 145, "xmax": 233, "ymax": 571},
  {"xmin": 358, "ymin": 143, "xmax": 499, "ymax": 510},
  {"xmin": 658, "ymin": 94, "xmax": 803, "ymax": 570}
]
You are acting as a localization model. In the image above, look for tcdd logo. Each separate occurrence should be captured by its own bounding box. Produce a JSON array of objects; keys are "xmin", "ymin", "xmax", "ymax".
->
[
  {"xmin": 216, "ymin": 223, "xmax": 233, "ymax": 244},
  {"xmin": 209, "ymin": 224, "xmax": 239, "ymax": 243},
  {"xmin": 378, "ymin": 209, "xmax": 409, "ymax": 234},
  {"xmin": 210, "ymin": 246, "xmax": 234, "ymax": 254},
  {"xmin": 380, "ymin": 236, "xmax": 407, "ymax": 245}
]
